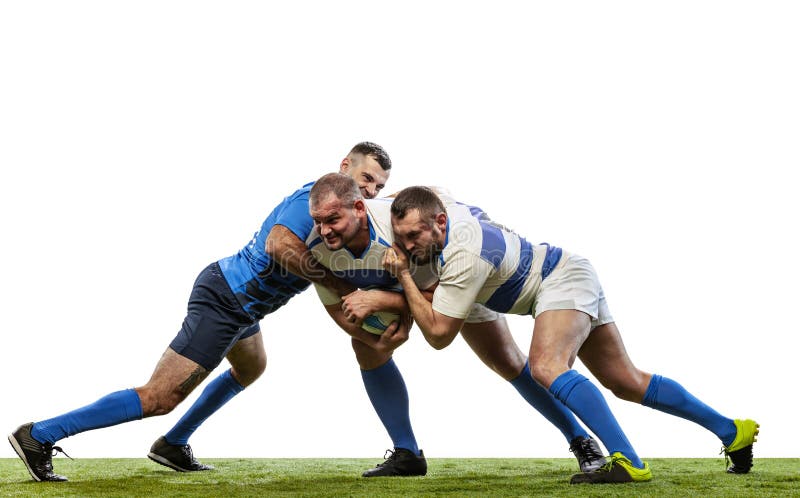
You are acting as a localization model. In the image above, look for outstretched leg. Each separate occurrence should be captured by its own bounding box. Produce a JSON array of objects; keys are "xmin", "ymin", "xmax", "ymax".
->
[
  {"xmin": 580, "ymin": 322, "xmax": 757, "ymax": 473},
  {"xmin": 9, "ymin": 347, "xmax": 208, "ymax": 482}
]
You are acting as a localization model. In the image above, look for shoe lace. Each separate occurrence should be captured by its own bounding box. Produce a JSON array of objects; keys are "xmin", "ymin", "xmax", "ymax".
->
[
  {"xmin": 39, "ymin": 443, "xmax": 72, "ymax": 471},
  {"xmin": 719, "ymin": 446, "xmax": 731, "ymax": 469},
  {"xmin": 569, "ymin": 438, "xmax": 604, "ymax": 465},
  {"xmin": 51, "ymin": 445, "xmax": 73, "ymax": 460},
  {"xmin": 719, "ymin": 445, "xmax": 752, "ymax": 470},
  {"xmin": 181, "ymin": 445, "xmax": 196, "ymax": 461},
  {"xmin": 593, "ymin": 453, "xmax": 623, "ymax": 474},
  {"xmin": 370, "ymin": 449, "xmax": 399, "ymax": 469}
]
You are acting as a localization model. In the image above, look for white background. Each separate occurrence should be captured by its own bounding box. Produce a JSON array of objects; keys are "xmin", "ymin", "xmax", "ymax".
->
[{"xmin": 1, "ymin": 1, "xmax": 798, "ymax": 461}]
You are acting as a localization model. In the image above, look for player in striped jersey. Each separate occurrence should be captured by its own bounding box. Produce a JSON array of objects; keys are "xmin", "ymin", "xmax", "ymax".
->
[
  {"xmin": 384, "ymin": 186, "xmax": 758, "ymax": 484},
  {"xmin": 306, "ymin": 173, "xmax": 608, "ymax": 476}
]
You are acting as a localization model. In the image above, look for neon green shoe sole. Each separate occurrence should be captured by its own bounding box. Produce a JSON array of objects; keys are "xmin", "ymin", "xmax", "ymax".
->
[
  {"xmin": 723, "ymin": 419, "xmax": 759, "ymax": 474},
  {"xmin": 570, "ymin": 452, "xmax": 652, "ymax": 484}
]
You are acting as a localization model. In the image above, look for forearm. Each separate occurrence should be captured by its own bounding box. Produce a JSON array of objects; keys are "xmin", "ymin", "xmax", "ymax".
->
[
  {"xmin": 364, "ymin": 290, "xmax": 409, "ymax": 314},
  {"xmin": 266, "ymin": 225, "xmax": 355, "ymax": 296},
  {"xmin": 340, "ymin": 288, "xmax": 416, "ymax": 325},
  {"xmin": 325, "ymin": 304, "xmax": 381, "ymax": 346},
  {"xmin": 397, "ymin": 270, "xmax": 456, "ymax": 349}
]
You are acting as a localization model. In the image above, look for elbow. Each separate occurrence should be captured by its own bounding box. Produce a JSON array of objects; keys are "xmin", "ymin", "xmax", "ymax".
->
[
  {"xmin": 426, "ymin": 331, "xmax": 455, "ymax": 350},
  {"xmin": 430, "ymin": 340, "xmax": 449, "ymax": 351}
]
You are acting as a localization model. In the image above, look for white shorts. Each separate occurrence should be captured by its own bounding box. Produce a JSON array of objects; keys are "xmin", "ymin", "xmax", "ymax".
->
[{"xmin": 533, "ymin": 252, "xmax": 614, "ymax": 328}]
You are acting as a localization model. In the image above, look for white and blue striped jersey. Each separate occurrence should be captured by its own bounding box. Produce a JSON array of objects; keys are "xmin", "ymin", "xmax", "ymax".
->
[
  {"xmin": 306, "ymin": 198, "xmax": 438, "ymax": 306},
  {"xmin": 307, "ymin": 198, "xmax": 502, "ymax": 325},
  {"xmin": 431, "ymin": 201, "xmax": 563, "ymax": 319}
]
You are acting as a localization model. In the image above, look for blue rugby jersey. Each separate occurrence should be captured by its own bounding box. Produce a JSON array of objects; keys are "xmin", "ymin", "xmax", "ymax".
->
[
  {"xmin": 217, "ymin": 182, "xmax": 316, "ymax": 319},
  {"xmin": 431, "ymin": 201, "xmax": 563, "ymax": 319}
]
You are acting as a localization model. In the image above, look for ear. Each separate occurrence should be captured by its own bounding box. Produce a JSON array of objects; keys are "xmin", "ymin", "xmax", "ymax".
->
[
  {"xmin": 353, "ymin": 198, "xmax": 366, "ymax": 215},
  {"xmin": 339, "ymin": 156, "xmax": 350, "ymax": 173},
  {"xmin": 434, "ymin": 212, "xmax": 448, "ymax": 231}
]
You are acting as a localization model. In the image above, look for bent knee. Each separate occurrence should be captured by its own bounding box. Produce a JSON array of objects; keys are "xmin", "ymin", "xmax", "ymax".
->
[
  {"xmin": 136, "ymin": 386, "xmax": 186, "ymax": 417},
  {"xmin": 351, "ymin": 339, "xmax": 390, "ymax": 370},
  {"xmin": 487, "ymin": 357, "xmax": 526, "ymax": 381},
  {"xmin": 231, "ymin": 358, "xmax": 267, "ymax": 387},
  {"xmin": 529, "ymin": 362, "xmax": 567, "ymax": 389},
  {"xmin": 599, "ymin": 372, "xmax": 651, "ymax": 403}
]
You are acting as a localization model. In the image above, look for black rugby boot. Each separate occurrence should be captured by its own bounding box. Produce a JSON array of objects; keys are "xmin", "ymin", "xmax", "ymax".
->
[
  {"xmin": 148, "ymin": 436, "xmax": 214, "ymax": 472},
  {"xmin": 569, "ymin": 435, "xmax": 607, "ymax": 473},
  {"xmin": 8, "ymin": 423, "xmax": 70, "ymax": 482},
  {"xmin": 362, "ymin": 448, "xmax": 427, "ymax": 477}
]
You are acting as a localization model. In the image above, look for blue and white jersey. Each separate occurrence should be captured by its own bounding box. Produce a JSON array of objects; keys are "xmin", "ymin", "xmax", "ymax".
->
[
  {"xmin": 217, "ymin": 182, "xmax": 316, "ymax": 319},
  {"xmin": 432, "ymin": 201, "xmax": 563, "ymax": 319},
  {"xmin": 307, "ymin": 198, "xmax": 438, "ymax": 306}
]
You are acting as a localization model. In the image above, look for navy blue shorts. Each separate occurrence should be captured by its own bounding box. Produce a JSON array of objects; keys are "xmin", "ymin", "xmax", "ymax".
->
[{"xmin": 169, "ymin": 262, "xmax": 260, "ymax": 371}]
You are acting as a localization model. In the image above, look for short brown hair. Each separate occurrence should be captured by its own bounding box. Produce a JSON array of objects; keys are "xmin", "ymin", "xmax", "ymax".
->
[
  {"xmin": 309, "ymin": 173, "xmax": 362, "ymax": 209},
  {"xmin": 390, "ymin": 186, "xmax": 445, "ymax": 224},
  {"xmin": 349, "ymin": 142, "xmax": 392, "ymax": 170}
]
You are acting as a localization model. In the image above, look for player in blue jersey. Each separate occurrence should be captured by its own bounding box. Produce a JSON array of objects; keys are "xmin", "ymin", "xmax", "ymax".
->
[
  {"xmin": 7, "ymin": 142, "xmax": 399, "ymax": 482},
  {"xmin": 383, "ymin": 186, "xmax": 758, "ymax": 484},
  {"xmin": 305, "ymin": 173, "xmax": 608, "ymax": 476}
]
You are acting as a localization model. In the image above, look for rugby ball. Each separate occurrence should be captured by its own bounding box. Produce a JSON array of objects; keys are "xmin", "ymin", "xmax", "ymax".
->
[{"xmin": 361, "ymin": 311, "xmax": 400, "ymax": 335}]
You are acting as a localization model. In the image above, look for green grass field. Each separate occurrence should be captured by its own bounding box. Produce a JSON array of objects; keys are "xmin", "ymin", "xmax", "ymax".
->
[{"xmin": 1, "ymin": 458, "xmax": 798, "ymax": 497}]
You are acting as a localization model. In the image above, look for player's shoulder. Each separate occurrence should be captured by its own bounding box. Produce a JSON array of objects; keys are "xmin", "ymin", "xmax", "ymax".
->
[
  {"xmin": 364, "ymin": 198, "xmax": 392, "ymax": 223},
  {"xmin": 269, "ymin": 181, "xmax": 315, "ymax": 214},
  {"xmin": 364, "ymin": 197, "xmax": 393, "ymax": 213},
  {"xmin": 445, "ymin": 202, "xmax": 483, "ymax": 237},
  {"xmin": 287, "ymin": 180, "xmax": 316, "ymax": 201},
  {"xmin": 441, "ymin": 209, "xmax": 487, "ymax": 263},
  {"xmin": 364, "ymin": 198, "xmax": 395, "ymax": 245}
]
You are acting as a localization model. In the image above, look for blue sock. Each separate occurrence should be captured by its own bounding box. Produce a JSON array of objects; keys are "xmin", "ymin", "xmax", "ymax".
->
[
  {"xmin": 550, "ymin": 370, "xmax": 643, "ymax": 468},
  {"xmin": 31, "ymin": 389, "xmax": 143, "ymax": 444},
  {"xmin": 642, "ymin": 374, "xmax": 737, "ymax": 446},
  {"xmin": 360, "ymin": 358, "xmax": 419, "ymax": 455},
  {"xmin": 164, "ymin": 369, "xmax": 245, "ymax": 446},
  {"xmin": 510, "ymin": 361, "xmax": 589, "ymax": 442}
]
